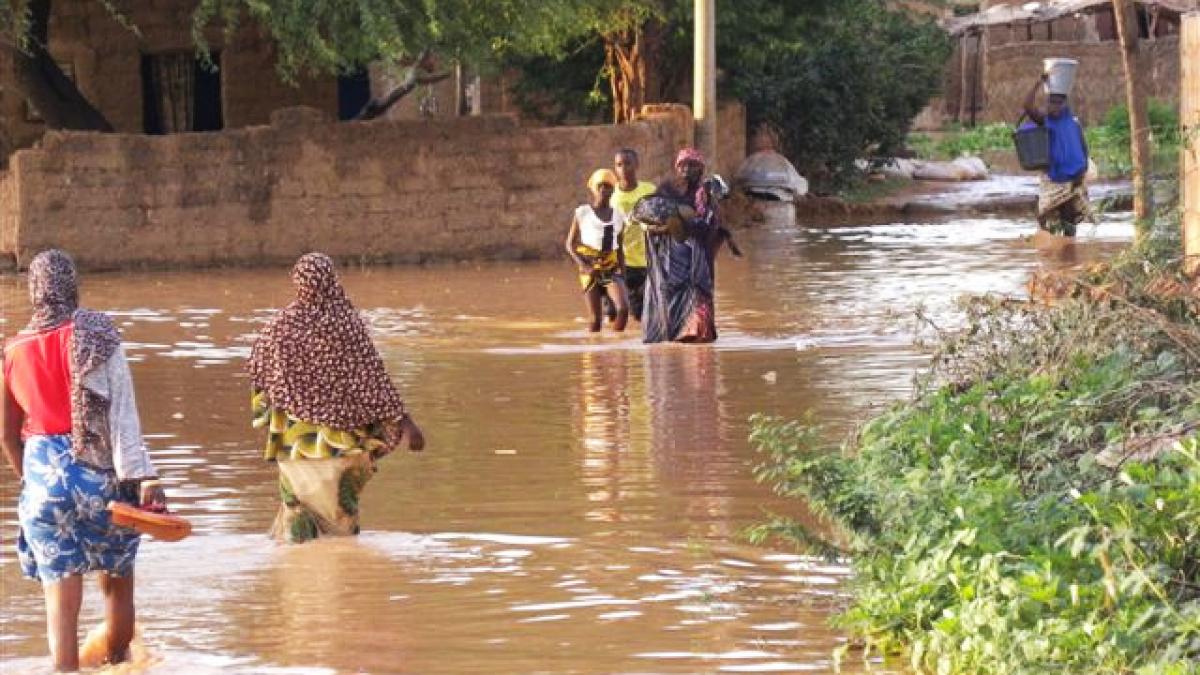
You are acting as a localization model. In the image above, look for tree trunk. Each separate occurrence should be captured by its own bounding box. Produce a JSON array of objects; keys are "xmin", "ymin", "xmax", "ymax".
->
[
  {"xmin": 6, "ymin": 0, "xmax": 113, "ymax": 131},
  {"xmin": 605, "ymin": 29, "xmax": 644, "ymax": 124},
  {"xmin": 603, "ymin": 15, "xmax": 674, "ymax": 125},
  {"xmin": 1112, "ymin": 0, "xmax": 1153, "ymax": 233}
]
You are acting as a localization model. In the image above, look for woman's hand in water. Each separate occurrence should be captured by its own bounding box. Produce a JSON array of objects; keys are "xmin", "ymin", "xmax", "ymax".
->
[{"xmin": 401, "ymin": 415, "xmax": 425, "ymax": 452}]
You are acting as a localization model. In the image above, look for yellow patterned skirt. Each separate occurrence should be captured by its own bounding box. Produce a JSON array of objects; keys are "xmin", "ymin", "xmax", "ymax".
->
[
  {"xmin": 575, "ymin": 244, "xmax": 620, "ymax": 292},
  {"xmin": 252, "ymin": 390, "xmax": 395, "ymax": 543}
]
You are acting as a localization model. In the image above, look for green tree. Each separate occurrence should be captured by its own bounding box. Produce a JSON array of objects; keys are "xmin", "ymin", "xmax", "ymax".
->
[
  {"xmin": 0, "ymin": 0, "xmax": 599, "ymax": 130},
  {"xmin": 728, "ymin": 0, "xmax": 950, "ymax": 188},
  {"xmin": 501, "ymin": 0, "xmax": 949, "ymax": 188}
]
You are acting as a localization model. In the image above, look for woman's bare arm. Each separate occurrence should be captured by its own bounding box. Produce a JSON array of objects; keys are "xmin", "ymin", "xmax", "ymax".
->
[
  {"xmin": 565, "ymin": 215, "xmax": 588, "ymax": 272},
  {"xmin": 1023, "ymin": 75, "xmax": 1047, "ymax": 124},
  {"xmin": 1, "ymin": 375, "xmax": 25, "ymax": 479}
]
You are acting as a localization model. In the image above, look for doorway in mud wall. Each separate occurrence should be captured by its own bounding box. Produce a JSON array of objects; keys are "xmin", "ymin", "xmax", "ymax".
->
[
  {"xmin": 338, "ymin": 69, "xmax": 372, "ymax": 120},
  {"xmin": 141, "ymin": 51, "xmax": 224, "ymax": 134}
]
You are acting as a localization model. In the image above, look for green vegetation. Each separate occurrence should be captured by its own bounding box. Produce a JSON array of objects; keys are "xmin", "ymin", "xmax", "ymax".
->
[
  {"xmin": 1086, "ymin": 100, "xmax": 1181, "ymax": 179},
  {"xmin": 908, "ymin": 123, "xmax": 1011, "ymax": 162},
  {"xmin": 728, "ymin": 1, "xmax": 949, "ymax": 189},
  {"xmin": 485, "ymin": 0, "xmax": 950, "ymax": 189},
  {"xmin": 190, "ymin": 0, "xmax": 600, "ymax": 79},
  {"xmin": 839, "ymin": 176, "xmax": 911, "ymax": 205},
  {"xmin": 749, "ymin": 211, "xmax": 1200, "ymax": 672}
]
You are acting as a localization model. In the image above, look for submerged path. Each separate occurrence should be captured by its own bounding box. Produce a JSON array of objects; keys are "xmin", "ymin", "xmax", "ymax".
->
[{"xmin": 0, "ymin": 210, "xmax": 1133, "ymax": 673}]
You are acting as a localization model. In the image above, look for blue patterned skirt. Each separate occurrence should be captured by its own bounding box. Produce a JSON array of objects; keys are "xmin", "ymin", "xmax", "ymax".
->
[{"xmin": 17, "ymin": 435, "xmax": 140, "ymax": 583}]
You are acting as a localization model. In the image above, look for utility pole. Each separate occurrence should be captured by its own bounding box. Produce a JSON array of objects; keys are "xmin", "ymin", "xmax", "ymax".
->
[
  {"xmin": 694, "ymin": 0, "xmax": 717, "ymax": 168},
  {"xmin": 1183, "ymin": 12, "xmax": 1199, "ymax": 275}
]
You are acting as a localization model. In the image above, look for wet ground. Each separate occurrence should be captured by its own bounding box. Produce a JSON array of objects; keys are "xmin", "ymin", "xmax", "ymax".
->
[{"xmin": 0, "ymin": 207, "xmax": 1133, "ymax": 673}]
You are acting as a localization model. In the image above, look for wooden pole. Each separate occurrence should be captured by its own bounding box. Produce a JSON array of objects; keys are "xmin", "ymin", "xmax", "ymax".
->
[
  {"xmin": 1112, "ymin": 0, "xmax": 1154, "ymax": 232},
  {"xmin": 694, "ymin": 0, "xmax": 717, "ymax": 167},
  {"xmin": 1182, "ymin": 12, "xmax": 1200, "ymax": 276}
]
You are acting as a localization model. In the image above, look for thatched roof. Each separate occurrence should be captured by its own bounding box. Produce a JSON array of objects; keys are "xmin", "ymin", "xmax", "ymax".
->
[{"xmin": 946, "ymin": 0, "xmax": 1200, "ymax": 35}]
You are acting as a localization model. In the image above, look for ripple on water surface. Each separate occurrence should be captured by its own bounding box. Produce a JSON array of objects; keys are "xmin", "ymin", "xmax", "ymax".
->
[{"xmin": 0, "ymin": 214, "xmax": 1132, "ymax": 672}]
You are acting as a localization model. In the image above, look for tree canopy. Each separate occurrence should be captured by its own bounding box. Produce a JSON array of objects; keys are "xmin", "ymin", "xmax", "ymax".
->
[
  {"xmin": 501, "ymin": 0, "xmax": 951, "ymax": 188},
  {"xmin": 0, "ymin": 0, "xmax": 640, "ymax": 129},
  {"xmin": 729, "ymin": 0, "xmax": 951, "ymax": 186},
  {"xmin": 190, "ymin": 0, "xmax": 610, "ymax": 80}
]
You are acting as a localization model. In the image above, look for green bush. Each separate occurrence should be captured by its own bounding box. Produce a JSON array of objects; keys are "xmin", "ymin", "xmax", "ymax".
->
[
  {"xmin": 730, "ymin": 1, "xmax": 950, "ymax": 189},
  {"xmin": 750, "ymin": 217, "xmax": 1200, "ymax": 673},
  {"xmin": 1087, "ymin": 101, "xmax": 1181, "ymax": 179},
  {"xmin": 1076, "ymin": 100, "xmax": 1180, "ymax": 178},
  {"xmin": 1101, "ymin": 99, "xmax": 1181, "ymax": 146}
]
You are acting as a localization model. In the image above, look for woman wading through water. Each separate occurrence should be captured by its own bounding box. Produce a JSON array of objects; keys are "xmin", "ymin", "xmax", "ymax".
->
[
  {"xmin": 641, "ymin": 148, "xmax": 737, "ymax": 344},
  {"xmin": 249, "ymin": 253, "xmax": 424, "ymax": 544},
  {"xmin": 2, "ymin": 249, "xmax": 165, "ymax": 671},
  {"xmin": 565, "ymin": 169, "xmax": 631, "ymax": 333}
]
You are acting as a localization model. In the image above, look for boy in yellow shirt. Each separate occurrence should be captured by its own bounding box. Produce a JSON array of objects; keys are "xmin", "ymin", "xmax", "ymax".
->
[{"xmin": 610, "ymin": 148, "xmax": 657, "ymax": 321}]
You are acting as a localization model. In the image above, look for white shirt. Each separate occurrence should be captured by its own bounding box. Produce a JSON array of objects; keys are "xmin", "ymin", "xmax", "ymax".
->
[
  {"xmin": 575, "ymin": 205, "xmax": 626, "ymax": 251},
  {"xmin": 82, "ymin": 346, "xmax": 157, "ymax": 480}
]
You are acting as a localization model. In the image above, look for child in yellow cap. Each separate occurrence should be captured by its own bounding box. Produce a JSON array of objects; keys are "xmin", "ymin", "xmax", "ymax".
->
[{"xmin": 565, "ymin": 169, "xmax": 629, "ymax": 332}]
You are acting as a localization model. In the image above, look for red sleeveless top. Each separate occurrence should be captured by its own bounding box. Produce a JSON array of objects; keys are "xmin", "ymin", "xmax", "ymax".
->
[{"xmin": 3, "ymin": 322, "xmax": 74, "ymax": 439}]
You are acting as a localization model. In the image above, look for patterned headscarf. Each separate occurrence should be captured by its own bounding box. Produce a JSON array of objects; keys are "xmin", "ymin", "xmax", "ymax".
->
[
  {"xmin": 28, "ymin": 249, "xmax": 79, "ymax": 331},
  {"xmin": 247, "ymin": 253, "xmax": 406, "ymax": 430},
  {"xmin": 26, "ymin": 250, "xmax": 122, "ymax": 469},
  {"xmin": 670, "ymin": 148, "xmax": 713, "ymax": 218},
  {"xmin": 674, "ymin": 147, "xmax": 706, "ymax": 170}
]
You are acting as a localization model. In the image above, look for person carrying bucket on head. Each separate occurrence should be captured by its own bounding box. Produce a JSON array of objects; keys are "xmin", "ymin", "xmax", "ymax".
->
[{"xmin": 1023, "ymin": 58, "xmax": 1094, "ymax": 237}]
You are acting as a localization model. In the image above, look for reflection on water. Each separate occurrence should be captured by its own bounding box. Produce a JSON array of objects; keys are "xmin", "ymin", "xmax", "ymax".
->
[{"xmin": 0, "ymin": 211, "xmax": 1131, "ymax": 672}]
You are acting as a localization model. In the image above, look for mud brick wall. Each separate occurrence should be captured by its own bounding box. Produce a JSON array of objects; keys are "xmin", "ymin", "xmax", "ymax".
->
[
  {"xmin": 0, "ymin": 0, "xmax": 337, "ymax": 157},
  {"xmin": 0, "ymin": 170, "xmax": 17, "ymax": 268},
  {"xmin": 0, "ymin": 105, "xmax": 700, "ymax": 270},
  {"xmin": 980, "ymin": 36, "xmax": 1181, "ymax": 125}
]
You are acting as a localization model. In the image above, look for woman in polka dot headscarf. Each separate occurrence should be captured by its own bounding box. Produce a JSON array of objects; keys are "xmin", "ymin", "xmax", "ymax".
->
[{"xmin": 248, "ymin": 253, "xmax": 424, "ymax": 543}]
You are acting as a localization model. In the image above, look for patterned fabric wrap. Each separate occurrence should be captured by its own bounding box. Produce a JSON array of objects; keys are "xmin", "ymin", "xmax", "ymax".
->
[
  {"xmin": 574, "ymin": 244, "xmax": 621, "ymax": 292},
  {"xmin": 252, "ymin": 389, "xmax": 400, "ymax": 461},
  {"xmin": 642, "ymin": 181, "xmax": 718, "ymax": 344},
  {"xmin": 630, "ymin": 195, "xmax": 693, "ymax": 240},
  {"xmin": 18, "ymin": 435, "xmax": 140, "ymax": 582},
  {"xmin": 1038, "ymin": 176, "xmax": 1094, "ymax": 236},
  {"xmin": 247, "ymin": 253, "xmax": 405, "ymax": 430},
  {"xmin": 270, "ymin": 454, "xmax": 376, "ymax": 543},
  {"xmin": 26, "ymin": 250, "xmax": 122, "ymax": 470}
]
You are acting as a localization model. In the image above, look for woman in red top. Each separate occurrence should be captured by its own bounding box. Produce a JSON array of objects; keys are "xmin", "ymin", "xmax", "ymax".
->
[{"xmin": 2, "ymin": 250, "xmax": 164, "ymax": 671}]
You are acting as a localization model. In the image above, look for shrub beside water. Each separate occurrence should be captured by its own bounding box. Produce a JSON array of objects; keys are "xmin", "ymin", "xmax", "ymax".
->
[
  {"xmin": 1086, "ymin": 100, "xmax": 1181, "ymax": 179},
  {"xmin": 749, "ymin": 219, "xmax": 1200, "ymax": 672}
]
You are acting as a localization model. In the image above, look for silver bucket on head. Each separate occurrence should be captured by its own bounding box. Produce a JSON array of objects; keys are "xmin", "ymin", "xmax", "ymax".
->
[{"xmin": 1043, "ymin": 58, "xmax": 1078, "ymax": 96}]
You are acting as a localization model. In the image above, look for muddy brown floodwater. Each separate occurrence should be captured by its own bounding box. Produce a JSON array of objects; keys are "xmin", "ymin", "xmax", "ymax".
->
[{"xmin": 1, "ymin": 208, "xmax": 1132, "ymax": 673}]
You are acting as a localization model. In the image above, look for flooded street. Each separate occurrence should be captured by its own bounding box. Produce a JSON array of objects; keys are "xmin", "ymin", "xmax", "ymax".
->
[{"xmin": 1, "ymin": 210, "xmax": 1132, "ymax": 673}]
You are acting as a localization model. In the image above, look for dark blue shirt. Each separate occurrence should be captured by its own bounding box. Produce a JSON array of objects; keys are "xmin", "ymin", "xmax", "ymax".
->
[{"xmin": 1044, "ymin": 107, "xmax": 1088, "ymax": 183}]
